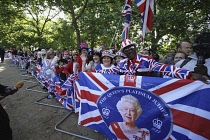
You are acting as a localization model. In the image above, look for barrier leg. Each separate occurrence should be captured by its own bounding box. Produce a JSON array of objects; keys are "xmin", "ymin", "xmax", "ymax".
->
[
  {"xmin": 35, "ymin": 95, "xmax": 65, "ymax": 109},
  {"xmin": 22, "ymin": 75, "xmax": 37, "ymax": 83},
  {"xmin": 26, "ymin": 83, "xmax": 49, "ymax": 94},
  {"xmin": 54, "ymin": 112, "xmax": 95, "ymax": 140},
  {"xmin": 19, "ymin": 72, "xmax": 33, "ymax": 77},
  {"xmin": 22, "ymin": 79, "xmax": 38, "ymax": 84}
]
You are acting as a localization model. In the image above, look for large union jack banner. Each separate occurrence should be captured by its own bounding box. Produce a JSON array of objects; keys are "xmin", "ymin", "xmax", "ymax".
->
[{"xmin": 75, "ymin": 72, "xmax": 210, "ymax": 140}]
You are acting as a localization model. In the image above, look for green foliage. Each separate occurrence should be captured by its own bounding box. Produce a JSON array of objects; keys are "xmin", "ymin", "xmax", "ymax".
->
[{"xmin": 0, "ymin": 0, "xmax": 209, "ymax": 56}]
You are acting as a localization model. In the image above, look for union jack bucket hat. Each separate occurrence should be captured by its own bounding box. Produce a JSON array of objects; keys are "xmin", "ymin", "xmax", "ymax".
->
[{"xmin": 101, "ymin": 50, "xmax": 114, "ymax": 58}]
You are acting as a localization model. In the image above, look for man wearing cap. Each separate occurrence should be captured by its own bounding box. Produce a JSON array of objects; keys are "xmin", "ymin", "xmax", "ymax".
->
[{"xmin": 118, "ymin": 39, "xmax": 209, "ymax": 82}]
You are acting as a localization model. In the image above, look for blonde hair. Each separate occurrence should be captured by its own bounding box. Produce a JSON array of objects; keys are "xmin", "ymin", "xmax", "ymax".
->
[
  {"xmin": 46, "ymin": 48, "xmax": 54, "ymax": 59},
  {"xmin": 37, "ymin": 51, "xmax": 42, "ymax": 58}
]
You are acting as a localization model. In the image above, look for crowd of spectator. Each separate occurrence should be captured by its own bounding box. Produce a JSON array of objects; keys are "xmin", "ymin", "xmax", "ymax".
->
[{"xmin": 2, "ymin": 38, "xmax": 208, "ymax": 84}]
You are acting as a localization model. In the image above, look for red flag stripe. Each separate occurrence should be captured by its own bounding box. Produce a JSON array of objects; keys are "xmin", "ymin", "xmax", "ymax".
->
[
  {"xmin": 147, "ymin": 4, "xmax": 153, "ymax": 30},
  {"xmin": 127, "ymin": 0, "xmax": 132, "ymax": 6},
  {"xmin": 172, "ymin": 108, "xmax": 210, "ymax": 139},
  {"xmin": 81, "ymin": 90, "xmax": 100, "ymax": 103},
  {"xmin": 137, "ymin": 0, "xmax": 146, "ymax": 14},
  {"xmin": 153, "ymin": 80, "xmax": 194, "ymax": 96},
  {"xmin": 66, "ymin": 103, "xmax": 74, "ymax": 110},
  {"xmin": 87, "ymin": 72, "xmax": 109, "ymax": 91},
  {"xmin": 80, "ymin": 116, "xmax": 102, "ymax": 126}
]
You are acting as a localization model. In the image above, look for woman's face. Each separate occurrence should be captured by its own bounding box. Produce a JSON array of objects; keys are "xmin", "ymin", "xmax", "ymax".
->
[
  {"xmin": 115, "ymin": 56, "xmax": 124, "ymax": 65},
  {"xmin": 59, "ymin": 62, "xmax": 64, "ymax": 66},
  {"xmin": 93, "ymin": 55, "xmax": 100, "ymax": 63},
  {"xmin": 81, "ymin": 49, "xmax": 87, "ymax": 54},
  {"xmin": 102, "ymin": 56, "xmax": 111, "ymax": 67},
  {"xmin": 73, "ymin": 54, "xmax": 78, "ymax": 61},
  {"xmin": 174, "ymin": 53, "xmax": 185, "ymax": 64},
  {"xmin": 141, "ymin": 50, "xmax": 149, "ymax": 55},
  {"xmin": 48, "ymin": 52, "xmax": 54, "ymax": 59},
  {"xmin": 120, "ymin": 101, "xmax": 137, "ymax": 124},
  {"xmin": 63, "ymin": 53, "xmax": 69, "ymax": 59}
]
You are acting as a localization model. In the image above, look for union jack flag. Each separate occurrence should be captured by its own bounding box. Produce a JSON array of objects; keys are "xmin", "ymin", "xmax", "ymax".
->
[
  {"xmin": 75, "ymin": 72, "xmax": 210, "ymax": 140},
  {"xmin": 135, "ymin": 0, "xmax": 154, "ymax": 42},
  {"xmin": 36, "ymin": 59, "xmax": 56, "ymax": 91},
  {"xmin": 121, "ymin": 0, "xmax": 132, "ymax": 40},
  {"xmin": 54, "ymin": 74, "xmax": 78, "ymax": 110}
]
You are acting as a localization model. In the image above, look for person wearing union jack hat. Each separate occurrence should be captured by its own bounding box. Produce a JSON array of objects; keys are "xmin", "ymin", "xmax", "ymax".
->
[
  {"xmin": 118, "ymin": 39, "xmax": 209, "ymax": 82},
  {"xmin": 93, "ymin": 50, "xmax": 119, "ymax": 74},
  {"xmin": 74, "ymin": 41, "xmax": 89, "ymax": 73}
]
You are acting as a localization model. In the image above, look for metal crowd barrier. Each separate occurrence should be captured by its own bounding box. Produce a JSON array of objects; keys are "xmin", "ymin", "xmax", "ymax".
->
[{"xmin": 12, "ymin": 56, "xmax": 106, "ymax": 140}]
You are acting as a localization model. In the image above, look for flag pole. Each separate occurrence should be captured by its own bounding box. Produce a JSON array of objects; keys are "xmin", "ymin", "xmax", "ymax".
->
[{"xmin": 109, "ymin": 17, "xmax": 122, "ymax": 49}]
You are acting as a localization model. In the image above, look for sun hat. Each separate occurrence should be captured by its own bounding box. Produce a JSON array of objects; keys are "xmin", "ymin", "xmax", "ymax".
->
[
  {"xmin": 121, "ymin": 39, "xmax": 138, "ymax": 52},
  {"xmin": 101, "ymin": 50, "xmax": 114, "ymax": 58}
]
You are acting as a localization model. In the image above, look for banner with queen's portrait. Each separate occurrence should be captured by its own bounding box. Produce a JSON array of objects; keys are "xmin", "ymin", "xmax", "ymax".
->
[
  {"xmin": 76, "ymin": 72, "xmax": 210, "ymax": 140},
  {"xmin": 97, "ymin": 86, "xmax": 173, "ymax": 140}
]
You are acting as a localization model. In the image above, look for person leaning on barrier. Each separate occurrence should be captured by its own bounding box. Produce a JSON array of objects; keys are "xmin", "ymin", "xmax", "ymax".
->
[
  {"xmin": 93, "ymin": 50, "xmax": 119, "ymax": 74},
  {"xmin": 0, "ymin": 82, "xmax": 24, "ymax": 140},
  {"xmin": 64, "ymin": 51, "xmax": 79, "ymax": 76},
  {"xmin": 175, "ymin": 51, "xmax": 210, "ymax": 81},
  {"xmin": 55, "ymin": 59, "xmax": 68, "ymax": 82},
  {"xmin": 118, "ymin": 39, "xmax": 209, "ymax": 83}
]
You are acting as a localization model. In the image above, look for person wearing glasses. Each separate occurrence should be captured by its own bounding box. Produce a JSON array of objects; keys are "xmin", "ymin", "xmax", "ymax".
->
[{"xmin": 118, "ymin": 39, "xmax": 209, "ymax": 82}]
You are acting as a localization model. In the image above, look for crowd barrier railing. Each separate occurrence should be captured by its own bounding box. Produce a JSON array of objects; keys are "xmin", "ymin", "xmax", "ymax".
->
[{"xmin": 12, "ymin": 56, "xmax": 101, "ymax": 140}]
